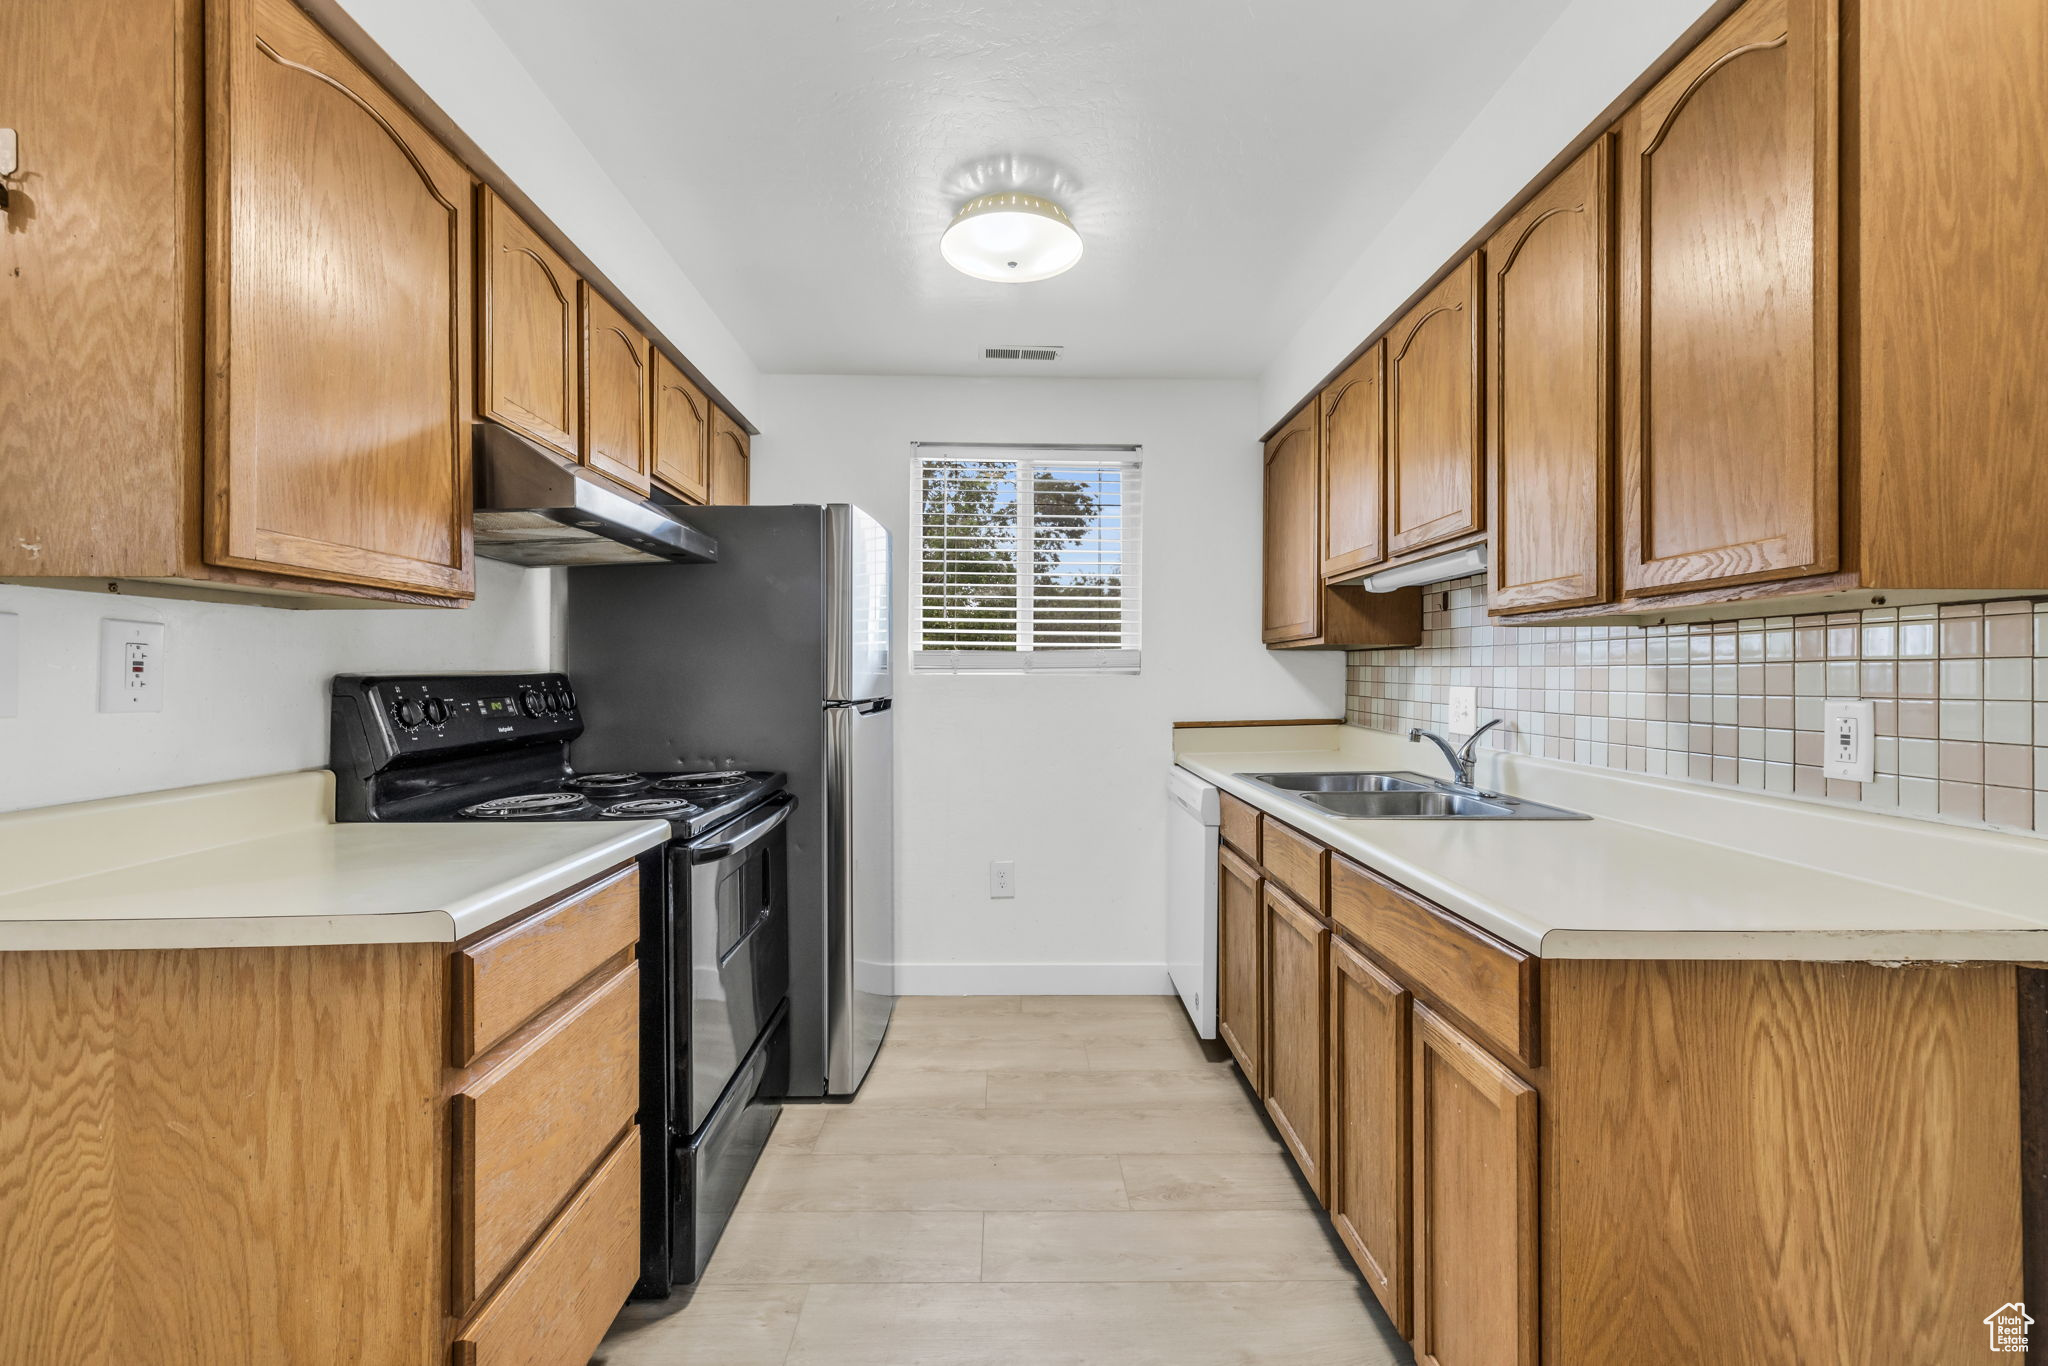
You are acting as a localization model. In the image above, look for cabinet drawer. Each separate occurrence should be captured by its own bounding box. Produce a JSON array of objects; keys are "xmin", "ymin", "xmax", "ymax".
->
[
  {"xmin": 1259, "ymin": 816, "xmax": 1327, "ymax": 912},
  {"xmin": 453, "ymin": 1128, "xmax": 641, "ymax": 1366},
  {"xmin": 454, "ymin": 864, "xmax": 639, "ymax": 1064},
  {"xmin": 455, "ymin": 963, "xmax": 639, "ymax": 1305},
  {"xmin": 1219, "ymin": 791, "xmax": 1261, "ymax": 860},
  {"xmin": 1329, "ymin": 855, "xmax": 1534, "ymax": 1064}
]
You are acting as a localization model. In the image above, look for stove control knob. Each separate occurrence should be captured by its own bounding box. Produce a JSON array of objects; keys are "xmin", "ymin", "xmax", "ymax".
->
[
  {"xmin": 423, "ymin": 697, "xmax": 450, "ymax": 726},
  {"xmin": 558, "ymin": 684, "xmax": 577, "ymax": 713},
  {"xmin": 393, "ymin": 699, "xmax": 426, "ymax": 730},
  {"xmin": 519, "ymin": 687, "xmax": 546, "ymax": 718},
  {"xmin": 547, "ymin": 683, "xmax": 571, "ymax": 713}
]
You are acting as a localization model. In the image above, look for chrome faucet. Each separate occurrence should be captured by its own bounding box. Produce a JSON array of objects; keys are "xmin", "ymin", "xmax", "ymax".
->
[{"xmin": 1409, "ymin": 718, "xmax": 1505, "ymax": 791}]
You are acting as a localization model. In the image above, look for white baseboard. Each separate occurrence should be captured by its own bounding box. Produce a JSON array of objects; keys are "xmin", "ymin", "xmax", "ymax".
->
[{"xmin": 892, "ymin": 962, "xmax": 1173, "ymax": 996}]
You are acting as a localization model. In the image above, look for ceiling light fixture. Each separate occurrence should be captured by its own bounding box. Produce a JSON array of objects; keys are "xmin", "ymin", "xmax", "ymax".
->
[{"xmin": 940, "ymin": 193, "xmax": 1083, "ymax": 283}]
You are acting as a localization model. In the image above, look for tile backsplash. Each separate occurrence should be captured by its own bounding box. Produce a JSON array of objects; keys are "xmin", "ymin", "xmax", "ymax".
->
[{"xmin": 1346, "ymin": 576, "xmax": 2048, "ymax": 837}]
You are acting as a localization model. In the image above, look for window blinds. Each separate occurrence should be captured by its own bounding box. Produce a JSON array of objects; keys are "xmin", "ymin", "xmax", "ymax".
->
[{"xmin": 915, "ymin": 449, "xmax": 1143, "ymax": 674}]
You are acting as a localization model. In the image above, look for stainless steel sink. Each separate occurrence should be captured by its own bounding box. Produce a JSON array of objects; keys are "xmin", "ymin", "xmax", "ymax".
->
[{"xmin": 1242, "ymin": 771, "xmax": 1589, "ymax": 821}]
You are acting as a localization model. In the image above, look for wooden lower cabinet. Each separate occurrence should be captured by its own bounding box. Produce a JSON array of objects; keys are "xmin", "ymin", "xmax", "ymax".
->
[
  {"xmin": 1216, "ymin": 844, "xmax": 1264, "ymax": 1089},
  {"xmin": 1327, "ymin": 936, "xmax": 1411, "ymax": 1335},
  {"xmin": 0, "ymin": 864, "xmax": 644, "ymax": 1366},
  {"xmin": 1410, "ymin": 1002, "xmax": 1539, "ymax": 1366},
  {"xmin": 1233, "ymin": 808, "xmax": 2025, "ymax": 1365},
  {"xmin": 1261, "ymin": 882, "xmax": 1329, "ymax": 1200}
]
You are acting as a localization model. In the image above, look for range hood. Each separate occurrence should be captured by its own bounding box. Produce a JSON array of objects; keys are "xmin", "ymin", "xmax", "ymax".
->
[{"xmin": 472, "ymin": 421, "xmax": 717, "ymax": 567}]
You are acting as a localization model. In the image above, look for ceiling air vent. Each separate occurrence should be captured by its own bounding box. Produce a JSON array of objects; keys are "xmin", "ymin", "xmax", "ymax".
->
[{"xmin": 981, "ymin": 345, "xmax": 1064, "ymax": 362}]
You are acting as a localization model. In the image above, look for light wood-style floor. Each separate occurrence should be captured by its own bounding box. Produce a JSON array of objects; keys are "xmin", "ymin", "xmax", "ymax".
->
[{"xmin": 592, "ymin": 995, "xmax": 1412, "ymax": 1366}]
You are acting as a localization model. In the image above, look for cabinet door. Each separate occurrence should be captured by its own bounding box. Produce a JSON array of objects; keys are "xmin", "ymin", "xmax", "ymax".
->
[
  {"xmin": 581, "ymin": 285, "xmax": 652, "ymax": 493},
  {"xmin": 1616, "ymin": 0, "xmax": 1838, "ymax": 596},
  {"xmin": 1386, "ymin": 255, "xmax": 1484, "ymax": 558},
  {"xmin": 1261, "ymin": 406, "xmax": 1320, "ymax": 643},
  {"xmin": 1411, "ymin": 1003, "xmax": 1538, "ymax": 1366},
  {"xmin": 1487, "ymin": 140, "xmax": 1613, "ymax": 614},
  {"xmin": 207, "ymin": 0, "xmax": 473, "ymax": 598},
  {"xmin": 709, "ymin": 406, "xmax": 751, "ymax": 506},
  {"xmin": 478, "ymin": 189, "xmax": 580, "ymax": 460},
  {"xmin": 1262, "ymin": 882, "xmax": 1328, "ymax": 1200},
  {"xmin": 1320, "ymin": 343, "xmax": 1386, "ymax": 579},
  {"xmin": 1329, "ymin": 936, "xmax": 1411, "ymax": 1336},
  {"xmin": 1216, "ymin": 845, "xmax": 1264, "ymax": 1091},
  {"xmin": 651, "ymin": 351, "xmax": 711, "ymax": 504}
]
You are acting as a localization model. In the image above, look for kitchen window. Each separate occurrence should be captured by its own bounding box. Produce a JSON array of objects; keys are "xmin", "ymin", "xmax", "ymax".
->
[{"xmin": 914, "ymin": 446, "xmax": 1142, "ymax": 673}]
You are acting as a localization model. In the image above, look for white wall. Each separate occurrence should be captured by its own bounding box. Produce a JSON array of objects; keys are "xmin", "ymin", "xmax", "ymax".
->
[
  {"xmin": 755, "ymin": 375, "xmax": 1342, "ymax": 994},
  {"xmin": 1260, "ymin": 0, "xmax": 1717, "ymax": 426},
  {"xmin": 0, "ymin": 562, "xmax": 553, "ymax": 813},
  {"xmin": 331, "ymin": 0, "xmax": 762, "ymax": 419}
]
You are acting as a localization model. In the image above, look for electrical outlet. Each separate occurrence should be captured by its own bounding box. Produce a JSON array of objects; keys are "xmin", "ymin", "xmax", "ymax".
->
[
  {"xmin": 1823, "ymin": 699, "xmax": 1875, "ymax": 783},
  {"xmin": 0, "ymin": 612, "xmax": 17, "ymax": 718},
  {"xmin": 989, "ymin": 860, "xmax": 1016, "ymax": 899},
  {"xmin": 1448, "ymin": 686, "xmax": 1478, "ymax": 734},
  {"xmin": 98, "ymin": 618, "xmax": 165, "ymax": 713}
]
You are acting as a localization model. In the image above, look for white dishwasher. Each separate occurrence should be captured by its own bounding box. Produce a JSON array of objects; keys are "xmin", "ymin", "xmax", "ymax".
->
[{"xmin": 1165, "ymin": 766, "xmax": 1220, "ymax": 1038}]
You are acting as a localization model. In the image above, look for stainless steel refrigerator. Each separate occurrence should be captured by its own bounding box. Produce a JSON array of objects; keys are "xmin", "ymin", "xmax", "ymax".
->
[{"xmin": 567, "ymin": 504, "xmax": 896, "ymax": 1097}]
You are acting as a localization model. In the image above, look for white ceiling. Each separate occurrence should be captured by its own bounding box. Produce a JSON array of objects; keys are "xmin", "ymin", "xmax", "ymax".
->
[{"xmin": 470, "ymin": 0, "xmax": 1573, "ymax": 379}]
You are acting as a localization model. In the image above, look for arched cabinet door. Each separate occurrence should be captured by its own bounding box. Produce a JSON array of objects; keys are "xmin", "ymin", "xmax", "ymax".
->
[
  {"xmin": 206, "ymin": 0, "xmax": 474, "ymax": 599},
  {"xmin": 709, "ymin": 405, "xmax": 751, "ymax": 507},
  {"xmin": 581, "ymin": 284, "xmax": 653, "ymax": 494},
  {"xmin": 1616, "ymin": 0, "xmax": 1838, "ymax": 596},
  {"xmin": 1320, "ymin": 342, "xmax": 1387, "ymax": 580},
  {"xmin": 1386, "ymin": 254, "xmax": 1483, "ymax": 559},
  {"xmin": 651, "ymin": 350, "xmax": 711, "ymax": 504},
  {"xmin": 1262, "ymin": 406, "xmax": 1320, "ymax": 643},
  {"xmin": 479, "ymin": 188, "xmax": 581, "ymax": 461}
]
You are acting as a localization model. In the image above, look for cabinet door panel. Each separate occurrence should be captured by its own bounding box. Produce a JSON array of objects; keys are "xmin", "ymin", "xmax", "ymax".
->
[
  {"xmin": 1217, "ymin": 846, "xmax": 1264, "ymax": 1091},
  {"xmin": 581, "ymin": 286, "xmax": 651, "ymax": 493},
  {"xmin": 1320, "ymin": 344, "xmax": 1386, "ymax": 579},
  {"xmin": 1262, "ymin": 883, "xmax": 1328, "ymax": 1200},
  {"xmin": 709, "ymin": 406, "xmax": 750, "ymax": 506},
  {"xmin": 1329, "ymin": 936, "xmax": 1411, "ymax": 1335},
  {"xmin": 1262, "ymin": 407, "xmax": 1320, "ymax": 642},
  {"xmin": 1412, "ymin": 1003, "xmax": 1538, "ymax": 1366},
  {"xmin": 1387, "ymin": 256, "xmax": 1483, "ymax": 558},
  {"xmin": 1618, "ymin": 0, "xmax": 1837, "ymax": 595},
  {"xmin": 479, "ymin": 189, "xmax": 580, "ymax": 460},
  {"xmin": 651, "ymin": 352, "xmax": 711, "ymax": 504},
  {"xmin": 1487, "ymin": 139, "xmax": 1613, "ymax": 614},
  {"xmin": 208, "ymin": 0, "xmax": 473, "ymax": 597}
]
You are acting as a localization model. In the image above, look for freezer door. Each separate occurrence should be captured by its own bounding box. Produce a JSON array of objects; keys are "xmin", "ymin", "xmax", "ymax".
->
[
  {"xmin": 825, "ymin": 698, "xmax": 896, "ymax": 1093},
  {"xmin": 826, "ymin": 505, "xmax": 892, "ymax": 702}
]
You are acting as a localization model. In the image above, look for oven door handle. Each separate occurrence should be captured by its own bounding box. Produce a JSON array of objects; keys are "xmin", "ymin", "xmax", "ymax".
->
[{"xmin": 689, "ymin": 794, "xmax": 794, "ymax": 864}]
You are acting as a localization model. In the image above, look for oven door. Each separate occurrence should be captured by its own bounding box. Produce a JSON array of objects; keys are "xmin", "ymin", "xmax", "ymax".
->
[{"xmin": 680, "ymin": 792, "xmax": 793, "ymax": 1134}]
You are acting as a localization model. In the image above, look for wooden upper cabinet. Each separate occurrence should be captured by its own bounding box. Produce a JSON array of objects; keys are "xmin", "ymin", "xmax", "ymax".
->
[
  {"xmin": 206, "ymin": 0, "xmax": 473, "ymax": 598},
  {"xmin": 1262, "ymin": 405, "xmax": 1321, "ymax": 642},
  {"xmin": 580, "ymin": 285, "xmax": 652, "ymax": 494},
  {"xmin": 709, "ymin": 406, "xmax": 751, "ymax": 506},
  {"xmin": 651, "ymin": 351, "xmax": 712, "ymax": 504},
  {"xmin": 1487, "ymin": 140, "xmax": 1614, "ymax": 615},
  {"xmin": 1616, "ymin": 0, "xmax": 1837, "ymax": 597},
  {"xmin": 478, "ymin": 189, "xmax": 580, "ymax": 460},
  {"xmin": 1386, "ymin": 254, "xmax": 1484, "ymax": 559},
  {"xmin": 1262, "ymin": 882, "xmax": 1329, "ymax": 1202},
  {"xmin": 1320, "ymin": 343, "xmax": 1387, "ymax": 580},
  {"xmin": 1411, "ymin": 1003, "xmax": 1539, "ymax": 1366},
  {"xmin": 1328, "ymin": 936, "xmax": 1412, "ymax": 1336},
  {"xmin": 1217, "ymin": 845, "xmax": 1265, "ymax": 1090}
]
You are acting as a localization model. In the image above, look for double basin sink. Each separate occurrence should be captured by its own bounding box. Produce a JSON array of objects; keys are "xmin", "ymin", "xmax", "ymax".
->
[{"xmin": 1245, "ymin": 771, "xmax": 1589, "ymax": 821}]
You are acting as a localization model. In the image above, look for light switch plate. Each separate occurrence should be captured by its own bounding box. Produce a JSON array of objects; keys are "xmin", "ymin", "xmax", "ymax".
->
[
  {"xmin": 1823, "ymin": 699, "xmax": 1875, "ymax": 783},
  {"xmin": 1448, "ymin": 686, "xmax": 1478, "ymax": 734},
  {"xmin": 98, "ymin": 618, "xmax": 166, "ymax": 713},
  {"xmin": 0, "ymin": 612, "xmax": 17, "ymax": 718}
]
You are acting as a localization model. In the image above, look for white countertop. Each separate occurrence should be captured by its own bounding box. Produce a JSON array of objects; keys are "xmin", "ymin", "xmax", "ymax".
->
[
  {"xmin": 0, "ymin": 772, "xmax": 669, "ymax": 950},
  {"xmin": 1175, "ymin": 724, "xmax": 2048, "ymax": 962}
]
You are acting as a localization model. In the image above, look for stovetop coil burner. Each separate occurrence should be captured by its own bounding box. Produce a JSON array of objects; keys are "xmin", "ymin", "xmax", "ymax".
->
[
  {"xmin": 655, "ymin": 769, "xmax": 751, "ymax": 793},
  {"xmin": 600, "ymin": 797, "xmax": 701, "ymax": 819},
  {"xmin": 564, "ymin": 771, "xmax": 653, "ymax": 794},
  {"xmin": 459, "ymin": 791, "xmax": 597, "ymax": 820}
]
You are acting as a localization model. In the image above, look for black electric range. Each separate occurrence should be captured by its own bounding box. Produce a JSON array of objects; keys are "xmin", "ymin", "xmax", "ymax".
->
[{"xmin": 327, "ymin": 671, "xmax": 791, "ymax": 1296}]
